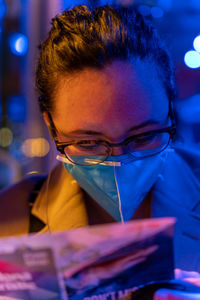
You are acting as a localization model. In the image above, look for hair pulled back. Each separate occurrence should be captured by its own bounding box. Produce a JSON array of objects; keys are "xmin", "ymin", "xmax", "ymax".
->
[{"xmin": 36, "ymin": 4, "xmax": 176, "ymax": 113}]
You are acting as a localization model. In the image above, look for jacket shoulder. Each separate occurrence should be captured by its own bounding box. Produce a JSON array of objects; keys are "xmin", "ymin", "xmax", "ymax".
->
[
  {"xmin": 0, "ymin": 176, "xmax": 46, "ymax": 237},
  {"xmin": 172, "ymin": 143, "xmax": 200, "ymax": 179}
]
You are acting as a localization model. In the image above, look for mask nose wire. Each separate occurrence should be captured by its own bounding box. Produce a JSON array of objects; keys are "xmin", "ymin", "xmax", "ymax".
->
[{"xmin": 113, "ymin": 166, "xmax": 125, "ymax": 224}]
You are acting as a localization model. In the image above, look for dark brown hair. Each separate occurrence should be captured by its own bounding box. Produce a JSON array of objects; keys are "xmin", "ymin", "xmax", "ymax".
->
[{"xmin": 35, "ymin": 4, "xmax": 176, "ymax": 113}]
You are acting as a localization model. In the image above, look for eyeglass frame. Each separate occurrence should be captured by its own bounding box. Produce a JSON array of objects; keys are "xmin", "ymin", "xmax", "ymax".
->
[{"xmin": 47, "ymin": 110, "xmax": 176, "ymax": 161}]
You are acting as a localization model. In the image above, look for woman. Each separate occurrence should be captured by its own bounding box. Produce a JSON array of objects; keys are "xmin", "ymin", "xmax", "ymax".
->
[{"xmin": 0, "ymin": 4, "xmax": 200, "ymax": 299}]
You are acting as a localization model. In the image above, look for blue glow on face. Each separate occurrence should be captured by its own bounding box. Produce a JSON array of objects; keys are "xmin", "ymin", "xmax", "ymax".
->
[
  {"xmin": 193, "ymin": 35, "xmax": 200, "ymax": 53},
  {"xmin": 8, "ymin": 33, "xmax": 29, "ymax": 56},
  {"xmin": 184, "ymin": 50, "xmax": 200, "ymax": 69},
  {"xmin": 7, "ymin": 96, "xmax": 27, "ymax": 122}
]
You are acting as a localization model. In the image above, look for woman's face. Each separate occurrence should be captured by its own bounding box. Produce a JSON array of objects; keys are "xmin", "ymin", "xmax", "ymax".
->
[{"xmin": 46, "ymin": 60, "xmax": 170, "ymax": 155}]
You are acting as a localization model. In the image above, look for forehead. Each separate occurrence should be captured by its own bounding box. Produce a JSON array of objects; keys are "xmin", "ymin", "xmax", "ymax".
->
[{"xmin": 52, "ymin": 60, "xmax": 169, "ymax": 138}]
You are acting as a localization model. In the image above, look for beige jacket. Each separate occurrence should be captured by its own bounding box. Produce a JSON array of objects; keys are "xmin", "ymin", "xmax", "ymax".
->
[
  {"xmin": 0, "ymin": 162, "xmax": 151, "ymax": 237},
  {"xmin": 0, "ymin": 163, "xmax": 89, "ymax": 237}
]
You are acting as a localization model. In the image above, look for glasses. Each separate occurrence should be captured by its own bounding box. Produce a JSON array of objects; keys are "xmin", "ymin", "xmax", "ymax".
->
[{"xmin": 48, "ymin": 114, "xmax": 176, "ymax": 166}]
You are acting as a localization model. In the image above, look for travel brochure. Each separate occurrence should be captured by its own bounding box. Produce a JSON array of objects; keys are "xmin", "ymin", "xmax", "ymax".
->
[{"xmin": 0, "ymin": 217, "xmax": 175, "ymax": 299}]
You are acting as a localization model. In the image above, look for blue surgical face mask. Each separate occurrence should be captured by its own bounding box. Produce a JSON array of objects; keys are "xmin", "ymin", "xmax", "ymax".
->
[{"xmin": 57, "ymin": 152, "xmax": 168, "ymax": 223}]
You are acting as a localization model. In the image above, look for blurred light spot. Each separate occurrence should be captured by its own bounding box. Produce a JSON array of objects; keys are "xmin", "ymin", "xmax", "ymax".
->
[
  {"xmin": 151, "ymin": 6, "xmax": 164, "ymax": 18},
  {"xmin": 184, "ymin": 50, "xmax": 200, "ymax": 69},
  {"xmin": 138, "ymin": 5, "xmax": 151, "ymax": 16},
  {"xmin": 21, "ymin": 138, "xmax": 50, "ymax": 157},
  {"xmin": 157, "ymin": 0, "xmax": 172, "ymax": 11},
  {"xmin": 7, "ymin": 95, "xmax": 26, "ymax": 122},
  {"xmin": 26, "ymin": 171, "xmax": 40, "ymax": 176},
  {"xmin": 0, "ymin": 128, "xmax": 13, "ymax": 147},
  {"xmin": 0, "ymin": 0, "xmax": 7, "ymax": 20},
  {"xmin": 8, "ymin": 33, "xmax": 28, "ymax": 56},
  {"xmin": 193, "ymin": 35, "xmax": 200, "ymax": 53}
]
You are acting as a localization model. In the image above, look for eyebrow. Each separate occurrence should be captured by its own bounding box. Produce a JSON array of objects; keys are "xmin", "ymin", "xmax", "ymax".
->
[{"xmin": 59, "ymin": 119, "xmax": 161, "ymax": 137}]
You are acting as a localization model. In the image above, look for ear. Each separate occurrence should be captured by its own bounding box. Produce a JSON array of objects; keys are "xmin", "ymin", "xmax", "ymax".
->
[
  {"xmin": 43, "ymin": 112, "xmax": 54, "ymax": 140},
  {"xmin": 43, "ymin": 111, "xmax": 50, "ymax": 127}
]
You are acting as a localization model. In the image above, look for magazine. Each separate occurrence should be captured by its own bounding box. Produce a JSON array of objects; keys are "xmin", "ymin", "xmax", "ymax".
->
[{"xmin": 0, "ymin": 217, "xmax": 175, "ymax": 299}]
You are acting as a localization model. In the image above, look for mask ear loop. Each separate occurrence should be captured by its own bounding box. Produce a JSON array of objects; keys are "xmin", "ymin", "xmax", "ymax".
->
[
  {"xmin": 45, "ymin": 136, "xmax": 55, "ymax": 234},
  {"xmin": 113, "ymin": 166, "xmax": 125, "ymax": 224}
]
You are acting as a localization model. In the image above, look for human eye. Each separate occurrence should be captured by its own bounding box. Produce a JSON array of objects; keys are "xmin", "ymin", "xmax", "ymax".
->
[
  {"xmin": 128, "ymin": 133, "xmax": 163, "ymax": 151},
  {"xmin": 65, "ymin": 140, "xmax": 105, "ymax": 155},
  {"xmin": 76, "ymin": 140, "xmax": 99, "ymax": 149},
  {"xmin": 134, "ymin": 134, "xmax": 157, "ymax": 145}
]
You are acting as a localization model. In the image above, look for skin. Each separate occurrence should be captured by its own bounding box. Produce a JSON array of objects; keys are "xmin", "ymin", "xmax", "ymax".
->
[
  {"xmin": 43, "ymin": 59, "xmax": 199, "ymax": 299},
  {"xmin": 44, "ymin": 59, "xmax": 170, "ymax": 152}
]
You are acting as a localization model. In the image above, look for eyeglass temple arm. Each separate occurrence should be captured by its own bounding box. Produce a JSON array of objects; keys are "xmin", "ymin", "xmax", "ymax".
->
[
  {"xmin": 47, "ymin": 112, "xmax": 59, "ymax": 140},
  {"xmin": 169, "ymin": 101, "xmax": 176, "ymax": 126}
]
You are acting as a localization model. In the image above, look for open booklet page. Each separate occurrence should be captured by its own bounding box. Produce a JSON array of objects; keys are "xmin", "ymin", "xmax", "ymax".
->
[{"xmin": 0, "ymin": 217, "xmax": 175, "ymax": 300}]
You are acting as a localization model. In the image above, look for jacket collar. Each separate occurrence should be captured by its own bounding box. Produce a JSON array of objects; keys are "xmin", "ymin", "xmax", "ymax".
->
[{"xmin": 30, "ymin": 163, "xmax": 88, "ymax": 233}]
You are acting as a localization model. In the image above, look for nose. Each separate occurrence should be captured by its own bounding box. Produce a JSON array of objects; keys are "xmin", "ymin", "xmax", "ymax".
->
[{"xmin": 110, "ymin": 145, "xmax": 125, "ymax": 156}]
